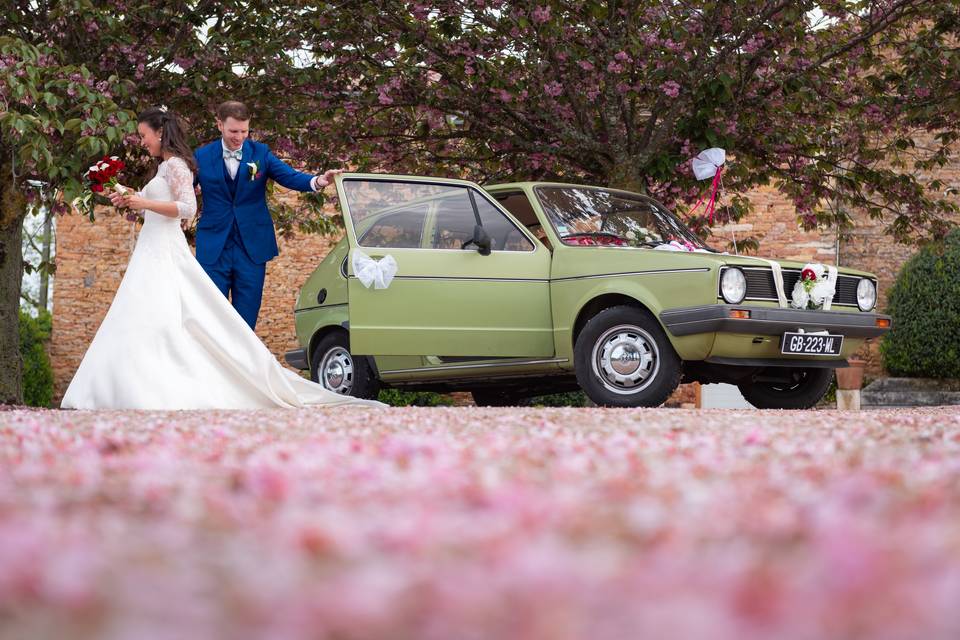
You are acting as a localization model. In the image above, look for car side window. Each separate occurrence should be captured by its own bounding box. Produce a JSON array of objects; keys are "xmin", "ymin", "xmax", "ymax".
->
[
  {"xmin": 432, "ymin": 189, "xmax": 534, "ymax": 251},
  {"xmin": 492, "ymin": 191, "xmax": 551, "ymax": 251},
  {"xmin": 341, "ymin": 179, "xmax": 532, "ymax": 252},
  {"xmin": 358, "ymin": 208, "xmax": 426, "ymax": 248}
]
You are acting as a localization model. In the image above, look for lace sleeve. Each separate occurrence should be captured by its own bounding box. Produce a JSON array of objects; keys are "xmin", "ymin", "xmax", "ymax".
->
[{"xmin": 161, "ymin": 157, "xmax": 197, "ymax": 221}]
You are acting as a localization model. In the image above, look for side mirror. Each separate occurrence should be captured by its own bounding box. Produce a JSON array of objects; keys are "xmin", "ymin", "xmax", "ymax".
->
[{"xmin": 462, "ymin": 224, "xmax": 493, "ymax": 255}]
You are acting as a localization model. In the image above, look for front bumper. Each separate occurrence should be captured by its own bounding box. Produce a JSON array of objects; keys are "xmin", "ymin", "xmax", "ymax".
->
[{"xmin": 660, "ymin": 304, "xmax": 891, "ymax": 338}]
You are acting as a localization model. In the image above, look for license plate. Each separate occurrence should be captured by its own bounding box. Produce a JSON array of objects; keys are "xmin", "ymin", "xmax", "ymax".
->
[{"xmin": 781, "ymin": 332, "xmax": 844, "ymax": 356}]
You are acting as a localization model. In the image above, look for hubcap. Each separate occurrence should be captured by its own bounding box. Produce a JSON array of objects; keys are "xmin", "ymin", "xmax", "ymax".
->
[
  {"xmin": 320, "ymin": 347, "xmax": 354, "ymax": 395},
  {"xmin": 591, "ymin": 324, "xmax": 659, "ymax": 395}
]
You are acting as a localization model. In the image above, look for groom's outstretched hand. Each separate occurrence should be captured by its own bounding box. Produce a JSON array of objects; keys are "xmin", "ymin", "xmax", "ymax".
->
[{"xmin": 313, "ymin": 169, "xmax": 344, "ymax": 189}]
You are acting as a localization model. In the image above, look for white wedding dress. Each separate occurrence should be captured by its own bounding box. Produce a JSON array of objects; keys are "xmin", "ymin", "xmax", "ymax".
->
[{"xmin": 61, "ymin": 157, "xmax": 380, "ymax": 410}]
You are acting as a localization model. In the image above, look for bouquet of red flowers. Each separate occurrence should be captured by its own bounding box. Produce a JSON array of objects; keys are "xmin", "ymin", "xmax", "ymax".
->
[{"xmin": 84, "ymin": 155, "xmax": 126, "ymax": 194}]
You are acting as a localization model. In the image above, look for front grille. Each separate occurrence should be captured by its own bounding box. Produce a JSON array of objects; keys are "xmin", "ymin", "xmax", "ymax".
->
[
  {"xmin": 720, "ymin": 267, "xmax": 869, "ymax": 308},
  {"xmin": 744, "ymin": 269, "xmax": 777, "ymax": 299}
]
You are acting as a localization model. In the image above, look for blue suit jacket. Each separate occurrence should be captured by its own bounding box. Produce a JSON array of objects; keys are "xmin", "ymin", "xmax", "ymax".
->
[{"xmin": 193, "ymin": 139, "xmax": 315, "ymax": 265}]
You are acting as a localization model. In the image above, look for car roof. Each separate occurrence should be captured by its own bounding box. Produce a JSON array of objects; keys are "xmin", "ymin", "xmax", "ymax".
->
[{"xmin": 485, "ymin": 181, "xmax": 647, "ymax": 199}]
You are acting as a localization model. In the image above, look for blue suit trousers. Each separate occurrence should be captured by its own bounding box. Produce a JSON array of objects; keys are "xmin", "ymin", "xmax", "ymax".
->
[{"xmin": 201, "ymin": 222, "xmax": 266, "ymax": 330}]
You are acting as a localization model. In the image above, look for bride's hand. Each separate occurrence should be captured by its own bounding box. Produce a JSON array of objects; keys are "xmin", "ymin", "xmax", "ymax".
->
[
  {"xmin": 118, "ymin": 192, "xmax": 146, "ymax": 210},
  {"xmin": 108, "ymin": 190, "xmax": 127, "ymax": 208}
]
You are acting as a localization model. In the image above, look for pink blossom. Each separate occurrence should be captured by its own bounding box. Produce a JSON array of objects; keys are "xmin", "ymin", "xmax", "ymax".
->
[
  {"xmin": 742, "ymin": 36, "xmax": 765, "ymax": 55},
  {"xmin": 2, "ymin": 407, "xmax": 958, "ymax": 639},
  {"xmin": 411, "ymin": 3, "xmax": 430, "ymax": 20},
  {"xmin": 544, "ymin": 81, "xmax": 563, "ymax": 97},
  {"xmin": 531, "ymin": 6, "xmax": 551, "ymax": 24},
  {"xmin": 661, "ymin": 80, "xmax": 681, "ymax": 98}
]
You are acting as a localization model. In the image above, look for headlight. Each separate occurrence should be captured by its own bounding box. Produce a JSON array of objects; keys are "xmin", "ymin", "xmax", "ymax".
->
[
  {"xmin": 720, "ymin": 268, "xmax": 747, "ymax": 304},
  {"xmin": 857, "ymin": 278, "xmax": 877, "ymax": 311}
]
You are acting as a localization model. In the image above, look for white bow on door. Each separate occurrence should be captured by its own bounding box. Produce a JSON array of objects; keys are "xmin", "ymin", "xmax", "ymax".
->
[{"xmin": 351, "ymin": 249, "xmax": 399, "ymax": 290}]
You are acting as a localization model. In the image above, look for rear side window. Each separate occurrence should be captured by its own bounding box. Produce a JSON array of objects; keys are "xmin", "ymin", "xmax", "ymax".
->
[
  {"xmin": 342, "ymin": 178, "xmax": 533, "ymax": 252},
  {"xmin": 358, "ymin": 208, "xmax": 426, "ymax": 248}
]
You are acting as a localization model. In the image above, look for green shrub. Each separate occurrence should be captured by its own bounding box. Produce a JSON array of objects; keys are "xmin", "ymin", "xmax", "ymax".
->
[
  {"xmin": 527, "ymin": 391, "xmax": 590, "ymax": 407},
  {"xmin": 20, "ymin": 309, "xmax": 54, "ymax": 407},
  {"xmin": 880, "ymin": 228, "xmax": 960, "ymax": 378},
  {"xmin": 377, "ymin": 389, "xmax": 454, "ymax": 407}
]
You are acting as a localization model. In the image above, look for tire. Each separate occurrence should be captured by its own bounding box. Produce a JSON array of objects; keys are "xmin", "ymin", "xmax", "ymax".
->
[
  {"xmin": 310, "ymin": 331, "xmax": 380, "ymax": 400},
  {"xmin": 737, "ymin": 367, "xmax": 832, "ymax": 409},
  {"xmin": 471, "ymin": 388, "xmax": 528, "ymax": 407},
  {"xmin": 574, "ymin": 305, "xmax": 682, "ymax": 407}
]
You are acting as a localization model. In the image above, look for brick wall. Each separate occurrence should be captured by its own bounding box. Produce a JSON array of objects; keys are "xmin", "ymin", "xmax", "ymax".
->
[{"xmin": 52, "ymin": 170, "xmax": 957, "ymax": 404}]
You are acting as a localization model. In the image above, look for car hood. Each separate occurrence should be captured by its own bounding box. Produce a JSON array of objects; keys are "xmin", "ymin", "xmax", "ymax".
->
[
  {"xmin": 550, "ymin": 245, "xmax": 876, "ymax": 280},
  {"xmin": 714, "ymin": 252, "xmax": 874, "ymax": 278}
]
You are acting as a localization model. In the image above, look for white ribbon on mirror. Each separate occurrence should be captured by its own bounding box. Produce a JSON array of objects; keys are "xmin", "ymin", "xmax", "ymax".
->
[
  {"xmin": 691, "ymin": 147, "xmax": 726, "ymax": 181},
  {"xmin": 351, "ymin": 249, "xmax": 398, "ymax": 290}
]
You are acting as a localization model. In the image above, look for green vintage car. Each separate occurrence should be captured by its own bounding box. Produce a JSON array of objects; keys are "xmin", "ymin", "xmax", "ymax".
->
[{"xmin": 285, "ymin": 174, "xmax": 890, "ymax": 408}]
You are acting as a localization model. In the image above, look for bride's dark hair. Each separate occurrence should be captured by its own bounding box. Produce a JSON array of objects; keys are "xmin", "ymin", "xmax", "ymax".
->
[{"xmin": 138, "ymin": 106, "xmax": 197, "ymax": 174}]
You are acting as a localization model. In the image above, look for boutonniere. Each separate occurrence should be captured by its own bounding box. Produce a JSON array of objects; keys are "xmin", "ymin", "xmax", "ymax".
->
[{"xmin": 247, "ymin": 161, "xmax": 260, "ymax": 181}]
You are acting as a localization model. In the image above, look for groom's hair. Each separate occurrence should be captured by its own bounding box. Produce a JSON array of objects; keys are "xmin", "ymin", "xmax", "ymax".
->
[{"xmin": 217, "ymin": 101, "xmax": 250, "ymax": 122}]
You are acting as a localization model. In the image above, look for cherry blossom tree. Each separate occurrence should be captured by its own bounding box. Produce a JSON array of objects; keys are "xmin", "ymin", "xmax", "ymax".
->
[
  {"xmin": 0, "ymin": 36, "xmax": 134, "ymax": 404},
  {"xmin": 295, "ymin": 0, "xmax": 958, "ymax": 240},
  {"xmin": 0, "ymin": 1, "xmax": 326, "ymax": 404}
]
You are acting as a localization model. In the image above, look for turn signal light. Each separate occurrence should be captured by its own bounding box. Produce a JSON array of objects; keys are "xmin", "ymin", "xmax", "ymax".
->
[
  {"xmin": 729, "ymin": 309, "xmax": 751, "ymax": 319},
  {"xmin": 876, "ymin": 318, "xmax": 891, "ymax": 328}
]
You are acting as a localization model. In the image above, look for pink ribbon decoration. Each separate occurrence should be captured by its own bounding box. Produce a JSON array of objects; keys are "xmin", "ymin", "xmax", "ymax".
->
[{"xmin": 688, "ymin": 147, "xmax": 726, "ymax": 224}]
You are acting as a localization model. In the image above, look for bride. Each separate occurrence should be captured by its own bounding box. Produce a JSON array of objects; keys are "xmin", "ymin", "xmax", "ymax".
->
[{"xmin": 61, "ymin": 107, "xmax": 382, "ymax": 410}]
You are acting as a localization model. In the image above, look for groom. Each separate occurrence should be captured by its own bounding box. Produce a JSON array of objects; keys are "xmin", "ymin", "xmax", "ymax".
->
[{"xmin": 194, "ymin": 100, "xmax": 339, "ymax": 330}]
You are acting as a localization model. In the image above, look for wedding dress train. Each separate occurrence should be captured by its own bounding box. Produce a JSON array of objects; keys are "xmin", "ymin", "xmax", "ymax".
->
[{"xmin": 61, "ymin": 157, "xmax": 379, "ymax": 410}]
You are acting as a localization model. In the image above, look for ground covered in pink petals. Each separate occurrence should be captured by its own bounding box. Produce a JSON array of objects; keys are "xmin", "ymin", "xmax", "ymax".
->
[{"xmin": 1, "ymin": 407, "xmax": 959, "ymax": 640}]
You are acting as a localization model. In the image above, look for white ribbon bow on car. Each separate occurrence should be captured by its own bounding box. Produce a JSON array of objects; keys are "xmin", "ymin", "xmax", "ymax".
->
[{"xmin": 351, "ymin": 249, "xmax": 398, "ymax": 290}]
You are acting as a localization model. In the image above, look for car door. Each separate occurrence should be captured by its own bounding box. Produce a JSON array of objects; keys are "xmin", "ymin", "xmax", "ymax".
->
[{"xmin": 336, "ymin": 174, "xmax": 554, "ymax": 358}]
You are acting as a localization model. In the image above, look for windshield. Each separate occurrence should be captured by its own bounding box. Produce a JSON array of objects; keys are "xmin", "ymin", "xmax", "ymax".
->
[{"xmin": 534, "ymin": 186, "xmax": 706, "ymax": 249}]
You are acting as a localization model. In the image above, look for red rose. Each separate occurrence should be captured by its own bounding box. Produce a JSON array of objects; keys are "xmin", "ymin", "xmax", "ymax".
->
[
  {"xmin": 801, "ymin": 268, "xmax": 817, "ymax": 281},
  {"xmin": 91, "ymin": 183, "xmax": 104, "ymax": 193}
]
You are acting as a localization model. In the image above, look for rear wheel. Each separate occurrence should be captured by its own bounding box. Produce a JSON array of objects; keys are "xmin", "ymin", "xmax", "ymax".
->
[
  {"xmin": 574, "ymin": 305, "xmax": 681, "ymax": 407},
  {"xmin": 310, "ymin": 331, "xmax": 380, "ymax": 400},
  {"xmin": 737, "ymin": 367, "xmax": 832, "ymax": 409}
]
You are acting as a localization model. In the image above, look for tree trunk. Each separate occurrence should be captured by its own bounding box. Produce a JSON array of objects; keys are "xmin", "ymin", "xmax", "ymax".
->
[
  {"xmin": 0, "ymin": 162, "xmax": 26, "ymax": 406},
  {"xmin": 607, "ymin": 160, "xmax": 647, "ymax": 195}
]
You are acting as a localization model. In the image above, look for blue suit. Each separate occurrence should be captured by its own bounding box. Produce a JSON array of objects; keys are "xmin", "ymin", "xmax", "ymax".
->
[{"xmin": 193, "ymin": 139, "xmax": 316, "ymax": 329}]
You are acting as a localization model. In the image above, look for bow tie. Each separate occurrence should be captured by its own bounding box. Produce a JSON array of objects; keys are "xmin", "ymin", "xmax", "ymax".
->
[{"xmin": 223, "ymin": 149, "xmax": 242, "ymax": 161}]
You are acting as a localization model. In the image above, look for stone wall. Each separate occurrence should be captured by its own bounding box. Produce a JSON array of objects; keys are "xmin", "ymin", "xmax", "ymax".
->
[{"xmin": 52, "ymin": 172, "xmax": 957, "ymax": 404}]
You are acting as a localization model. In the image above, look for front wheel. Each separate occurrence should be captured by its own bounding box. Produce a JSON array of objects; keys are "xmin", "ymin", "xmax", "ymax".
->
[
  {"xmin": 310, "ymin": 331, "xmax": 381, "ymax": 400},
  {"xmin": 737, "ymin": 367, "xmax": 832, "ymax": 409},
  {"xmin": 574, "ymin": 306, "xmax": 681, "ymax": 407}
]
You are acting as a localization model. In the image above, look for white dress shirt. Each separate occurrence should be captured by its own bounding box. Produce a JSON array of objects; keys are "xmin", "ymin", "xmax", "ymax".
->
[{"xmin": 221, "ymin": 140, "xmax": 241, "ymax": 180}]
